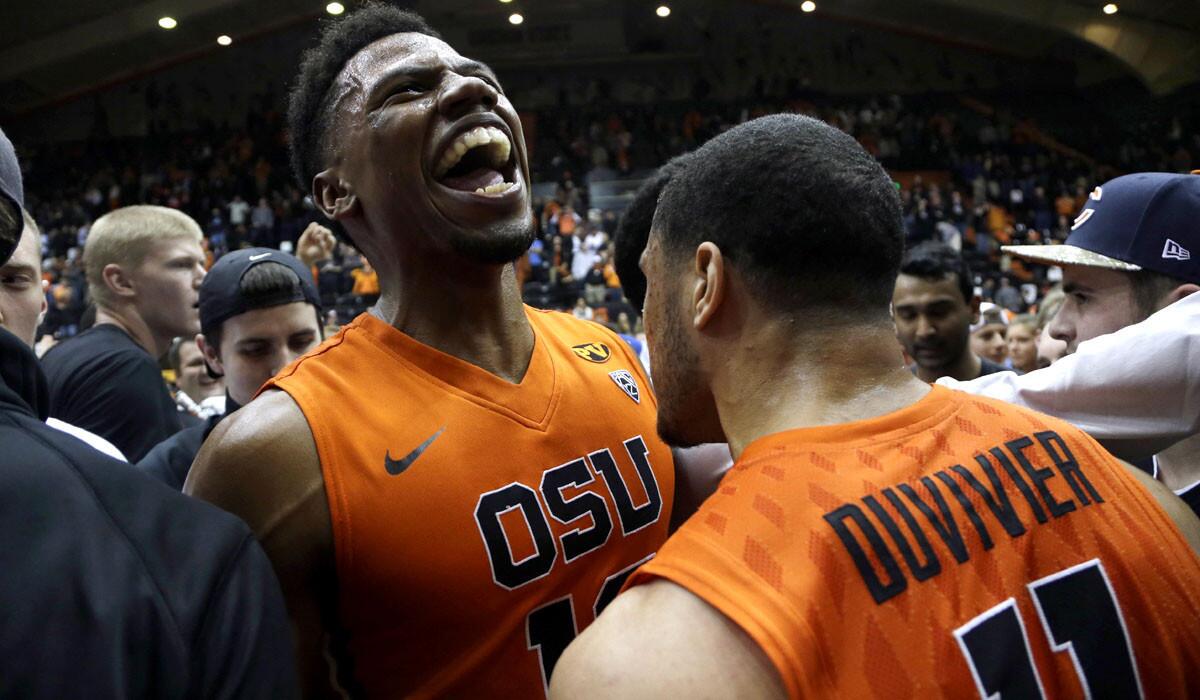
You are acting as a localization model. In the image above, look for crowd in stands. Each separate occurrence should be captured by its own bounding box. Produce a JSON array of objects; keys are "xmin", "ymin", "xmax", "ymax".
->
[{"xmin": 13, "ymin": 86, "xmax": 1198, "ymax": 359}]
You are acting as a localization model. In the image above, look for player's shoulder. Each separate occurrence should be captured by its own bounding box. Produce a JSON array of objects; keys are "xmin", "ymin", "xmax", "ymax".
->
[{"xmin": 943, "ymin": 386, "xmax": 1096, "ymax": 442}]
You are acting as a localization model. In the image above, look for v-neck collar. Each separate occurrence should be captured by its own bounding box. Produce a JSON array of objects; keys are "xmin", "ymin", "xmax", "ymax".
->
[{"xmin": 352, "ymin": 309, "xmax": 559, "ymax": 429}]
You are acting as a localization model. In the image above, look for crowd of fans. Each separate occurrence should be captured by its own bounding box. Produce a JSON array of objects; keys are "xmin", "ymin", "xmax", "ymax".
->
[{"xmin": 11, "ymin": 84, "xmax": 1198, "ymax": 369}]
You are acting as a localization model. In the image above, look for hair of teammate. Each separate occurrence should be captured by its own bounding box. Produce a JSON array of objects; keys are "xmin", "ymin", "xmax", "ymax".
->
[
  {"xmin": 83, "ymin": 205, "xmax": 203, "ymax": 309},
  {"xmin": 899, "ymin": 240, "xmax": 975, "ymax": 305},
  {"xmin": 613, "ymin": 154, "xmax": 691, "ymax": 311},
  {"xmin": 202, "ymin": 261, "xmax": 321, "ymax": 354},
  {"xmin": 653, "ymin": 113, "xmax": 904, "ymax": 320},
  {"xmin": 287, "ymin": 2, "xmax": 442, "ymax": 192}
]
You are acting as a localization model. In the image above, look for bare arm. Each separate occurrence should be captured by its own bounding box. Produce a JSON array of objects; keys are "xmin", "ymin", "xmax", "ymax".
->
[
  {"xmin": 185, "ymin": 390, "xmax": 341, "ymax": 698},
  {"xmin": 1118, "ymin": 459, "xmax": 1200, "ymax": 558},
  {"xmin": 549, "ymin": 580, "xmax": 785, "ymax": 699}
]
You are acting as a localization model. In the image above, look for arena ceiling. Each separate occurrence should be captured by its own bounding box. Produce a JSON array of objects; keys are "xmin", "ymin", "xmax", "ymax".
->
[{"xmin": 1, "ymin": 0, "xmax": 1198, "ymax": 118}]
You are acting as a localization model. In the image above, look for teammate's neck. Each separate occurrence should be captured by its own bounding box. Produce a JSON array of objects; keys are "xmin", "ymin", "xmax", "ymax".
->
[
  {"xmin": 93, "ymin": 306, "xmax": 169, "ymax": 359},
  {"xmin": 371, "ymin": 261, "xmax": 534, "ymax": 384},
  {"xmin": 711, "ymin": 324, "xmax": 930, "ymax": 460}
]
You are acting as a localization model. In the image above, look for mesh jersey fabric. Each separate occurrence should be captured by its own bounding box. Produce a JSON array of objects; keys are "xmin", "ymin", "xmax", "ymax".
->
[
  {"xmin": 629, "ymin": 385, "xmax": 1200, "ymax": 698},
  {"xmin": 266, "ymin": 308, "xmax": 674, "ymax": 698}
]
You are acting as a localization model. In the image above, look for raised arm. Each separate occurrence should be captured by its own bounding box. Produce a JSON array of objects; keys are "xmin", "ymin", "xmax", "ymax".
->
[
  {"xmin": 185, "ymin": 390, "xmax": 340, "ymax": 698},
  {"xmin": 940, "ymin": 292, "xmax": 1200, "ymax": 460}
]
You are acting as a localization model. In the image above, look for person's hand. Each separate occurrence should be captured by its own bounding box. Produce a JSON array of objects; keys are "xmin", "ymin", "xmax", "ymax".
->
[{"xmin": 296, "ymin": 222, "xmax": 336, "ymax": 267}]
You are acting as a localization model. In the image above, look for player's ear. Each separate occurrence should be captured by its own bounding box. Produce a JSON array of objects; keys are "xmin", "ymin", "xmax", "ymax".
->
[
  {"xmin": 313, "ymin": 170, "xmax": 359, "ymax": 221},
  {"xmin": 970, "ymin": 293, "xmax": 982, "ymax": 325},
  {"xmin": 692, "ymin": 242, "xmax": 725, "ymax": 331}
]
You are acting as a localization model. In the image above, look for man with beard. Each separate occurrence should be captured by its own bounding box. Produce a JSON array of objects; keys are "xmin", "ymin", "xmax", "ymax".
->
[
  {"xmin": 550, "ymin": 114, "xmax": 1200, "ymax": 698},
  {"xmin": 186, "ymin": 5, "xmax": 673, "ymax": 697},
  {"xmin": 893, "ymin": 241, "xmax": 1007, "ymax": 382}
]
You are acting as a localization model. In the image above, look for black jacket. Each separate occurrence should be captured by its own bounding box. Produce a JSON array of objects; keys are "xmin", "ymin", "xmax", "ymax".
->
[{"xmin": 0, "ymin": 328, "xmax": 298, "ymax": 698}]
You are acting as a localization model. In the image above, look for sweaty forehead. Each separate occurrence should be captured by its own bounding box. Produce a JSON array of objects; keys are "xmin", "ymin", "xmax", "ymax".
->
[{"xmin": 332, "ymin": 32, "xmax": 463, "ymax": 112}]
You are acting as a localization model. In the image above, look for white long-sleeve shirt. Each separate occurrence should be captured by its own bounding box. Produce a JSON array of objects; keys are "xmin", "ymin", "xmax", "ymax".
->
[{"xmin": 939, "ymin": 292, "xmax": 1200, "ymax": 464}]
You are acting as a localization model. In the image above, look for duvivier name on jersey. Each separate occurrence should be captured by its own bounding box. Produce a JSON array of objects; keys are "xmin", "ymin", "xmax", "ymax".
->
[
  {"xmin": 825, "ymin": 430, "xmax": 1104, "ymax": 604},
  {"xmin": 473, "ymin": 435, "xmax": 663, "ymax": 590}
]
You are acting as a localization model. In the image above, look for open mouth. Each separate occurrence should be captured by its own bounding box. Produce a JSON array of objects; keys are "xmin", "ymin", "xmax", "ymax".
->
[{"xmin": 432, "ymin": 125, "xmax": 518, "ymax": 195}]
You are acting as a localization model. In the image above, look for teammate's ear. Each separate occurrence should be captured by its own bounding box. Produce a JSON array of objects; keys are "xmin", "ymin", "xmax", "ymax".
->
[
  {"xmin": 692, "ymin": 242, "xmax": 724, "ymax": 331},
  {"xmin": 313, "ymin": 170, "xmax": 359, "ymax": 221}
]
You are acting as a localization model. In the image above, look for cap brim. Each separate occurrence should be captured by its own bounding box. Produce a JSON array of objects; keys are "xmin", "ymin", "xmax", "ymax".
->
[{"xmin": 1002, "ymin": 244, "xmax": 1142, "ymax": 272}]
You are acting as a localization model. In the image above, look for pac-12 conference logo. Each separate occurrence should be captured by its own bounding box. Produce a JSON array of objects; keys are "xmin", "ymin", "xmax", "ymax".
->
[{"xmin": 572, "ymin": 342, "xmax": 611, "ymax": 363}]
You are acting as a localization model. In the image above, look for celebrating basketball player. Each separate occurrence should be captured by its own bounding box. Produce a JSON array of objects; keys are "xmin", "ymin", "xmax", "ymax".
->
[
  {"xmin": 550, "ymin": 114, "xmax": 1200, "ymax": 698},
  {"xmin": 186, "ymin": 5, "xmax": 672, "ymax": 697}
]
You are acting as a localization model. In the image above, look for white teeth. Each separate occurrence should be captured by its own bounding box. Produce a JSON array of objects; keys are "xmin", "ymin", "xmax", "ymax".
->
[
  {"xmin": 474, "ymin": 181, "xmax": 516, "ymax": 195},
  {"xmin": 434, "ymin": 126, "xmax": 513, "ymax": 179}
]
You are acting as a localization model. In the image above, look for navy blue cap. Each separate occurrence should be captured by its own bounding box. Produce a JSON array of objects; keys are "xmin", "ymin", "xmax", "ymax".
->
[
  {"xmin": 0, "ymin": 126, "xmax": 24, "ymax": 266},
  {"xmin": 199, "ymin": 248, "xmax": 320, "ymax": 333},
  {"xmin": 1005, "ymin": 172, "xmax": 1200, "ymax": 284}
]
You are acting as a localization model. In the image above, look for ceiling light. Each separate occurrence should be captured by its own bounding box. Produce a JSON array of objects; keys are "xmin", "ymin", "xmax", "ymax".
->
[
  {"xmin": 801, "ymin": 1, "xmax": 817, "ymax": 12},
  {"xmin": 158, "ymin": 17, "xmax": 177, "ymax": 29},
  {"xmin": 326, "ymin": 2, "xmax": 345, "ymax": 15},
  {"xmin": 509, "ymin": 13, "xmax": 524, "ymax": 25},
  {"xmin": 656, "ymin": 5, "xmax": 671, "ymax": 17},
  {"xmin": 1103, "ymin": 3, "xmax": 1118, "ymax": 14},
  {"xmin": 499, "ymin": 0, "xmax": 513, "ymax": 3},
  {"xmin": 217, "ymin": 35, "xmax": 232, "ymax": 46}
]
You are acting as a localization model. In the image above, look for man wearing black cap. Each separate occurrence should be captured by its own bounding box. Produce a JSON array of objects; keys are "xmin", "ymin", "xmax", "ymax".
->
[
  {"xmin": 138, "ymin": 246, "xmax": 323, "ymax": 489},
  {"xmin": 0, "ymin": 128, "xmax": 298, "ymax": 695}
]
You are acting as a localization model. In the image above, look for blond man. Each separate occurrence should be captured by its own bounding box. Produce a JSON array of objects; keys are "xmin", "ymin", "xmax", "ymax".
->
[{"xmin": 41, "ymin": 205, "xmax": 207, "ymax": 461}]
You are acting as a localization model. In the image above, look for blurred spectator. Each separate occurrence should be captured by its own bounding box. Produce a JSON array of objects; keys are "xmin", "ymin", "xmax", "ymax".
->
[
  {"xmin": 892, "ymin": 241, "xmax": 1008, "ymax": 382},
  {"xmin": 41, "ymin": 206, "xmax": 206, "ymax": 461}
]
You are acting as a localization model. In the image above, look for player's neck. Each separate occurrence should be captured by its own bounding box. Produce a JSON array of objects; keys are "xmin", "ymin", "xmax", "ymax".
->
[
  {"xmin": 712, "ymin": 325, "xmax": 929, "ymax": 460},
  {"xmin": 372, "ymin": 261, "xmax": 534, "ymax": 384},
  {"xmin": 93, "ymin": 306, "xmax": 168, "ymax": 358}
]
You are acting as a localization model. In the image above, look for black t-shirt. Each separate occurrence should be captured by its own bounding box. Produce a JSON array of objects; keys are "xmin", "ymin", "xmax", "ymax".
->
[
  {"xmin": 978, "ymin": 356, "xmax": 1009, "ymax": 377},
  {"xmin": 41, "ymin": 324, "xmax": 182, "ymax": 462},
  {"xmin": 0, "ymin": 328, "xmax": 298, "ymax": 698}
]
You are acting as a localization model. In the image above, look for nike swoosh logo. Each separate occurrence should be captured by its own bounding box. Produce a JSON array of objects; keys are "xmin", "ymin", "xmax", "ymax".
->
[
  {"xmin": 248, "ymin": 252, "xmax": 271, "ymax": 261},
  {"xmin": 384, "ymin": 427, "xmax": 445, "ymax": 476}
]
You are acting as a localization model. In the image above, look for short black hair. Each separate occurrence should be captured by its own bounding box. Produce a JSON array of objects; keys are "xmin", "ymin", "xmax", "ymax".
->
[
  {"xmin": 287, "ymin": 2, "xmax": 441, "ymax": 192},
  {"xmin": 613, "ymin": 154, "xmax": 691, "ymax": 310},
  {"xmin": 899, "ymin": 241, "xmax": 974, "ymax": 304},
  {"xmin": 654, "ymin": 114, "xmax": 903, "ymax": 319},
  {"xmin": 204, "ymin": 261, "xmax": 322, "ymax": 355}
]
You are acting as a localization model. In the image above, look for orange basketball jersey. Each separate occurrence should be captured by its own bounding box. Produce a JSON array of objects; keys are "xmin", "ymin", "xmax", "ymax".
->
[
  {"xmin": 630, "ymin": 386, "xmax": 1200, "ymax": 698},
  {"xmin": 266, "ymin": 309, "xmax": 673, "ymax": 697}
]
